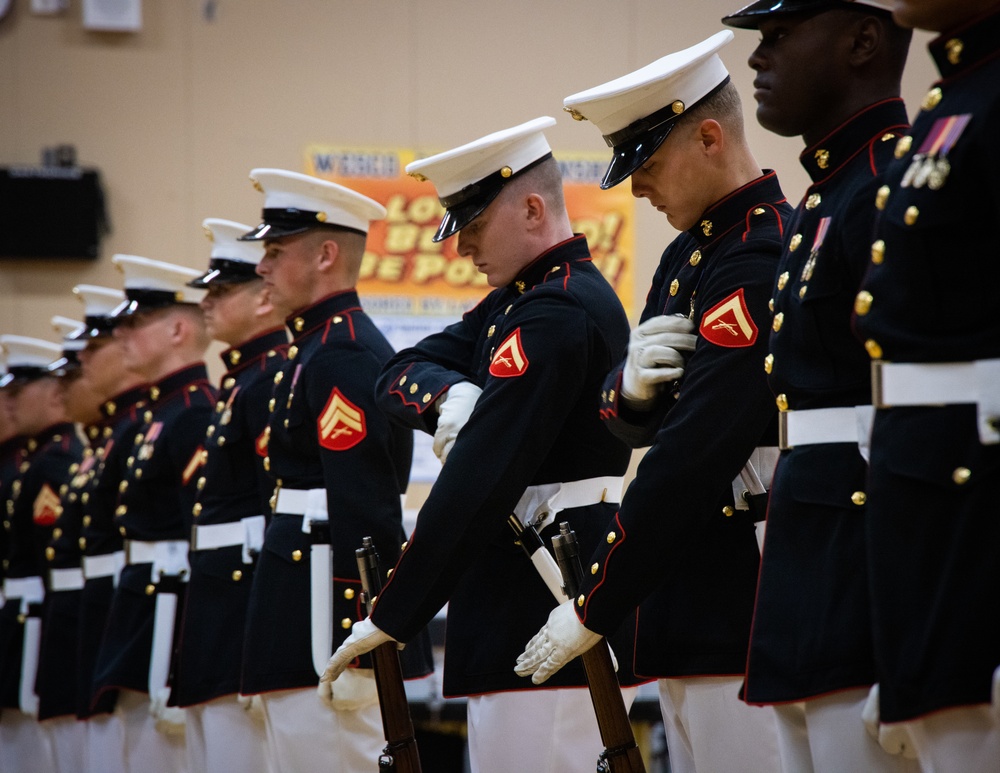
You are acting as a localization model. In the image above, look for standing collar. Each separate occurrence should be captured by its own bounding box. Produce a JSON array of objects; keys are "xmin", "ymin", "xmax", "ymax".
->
[
  {"xmin": 930, "ymin": 6, "xmax": 1000, "ymax": 81},
  {"xmin": 286, "ymin": 290, "xmax": 362, "ymax": 339},
  {"xmin": 220, "ymin": 327, "xmax": 289, "ymax": 372},
  {"xmin": 100, "ymin": 383, "xmax": 148, "ymax": 421},
  {"xmin": 686, "ymin": 170, "xmax": 786, "ymax": 248},
  {"xmin": 506, "ymin": 235, "xmax": 591, "ymax": 295},
  {"xmin": 800, "ymin": 98, "xmax": 909, "ymax": 184}
]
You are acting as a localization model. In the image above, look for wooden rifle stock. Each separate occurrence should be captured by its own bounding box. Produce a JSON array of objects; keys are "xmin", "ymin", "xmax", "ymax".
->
[
  {"xmin": 356, "ymin": 537, "xmax": 422, "ymax": 773},
  {"xmin": 552, "ymin": 523, "xmax": 646, "ymax": 773}
]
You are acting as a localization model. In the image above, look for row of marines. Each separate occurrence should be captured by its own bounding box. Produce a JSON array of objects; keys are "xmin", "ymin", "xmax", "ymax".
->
[{"xmin": 2, "ymin": 0, "xmax": 998, "ymax": 771}]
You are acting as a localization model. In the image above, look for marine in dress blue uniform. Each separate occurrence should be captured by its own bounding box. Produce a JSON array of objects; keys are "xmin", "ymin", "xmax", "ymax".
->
[
  {"xmin": 91, "ymin": 255, "xmax": 215, "ymax": 773},
  {"xmin": 854, "ymin": 3, "xmax": 1000, "ymax": 769},
  {"xmin": 172, "ymin": 219, "xmax": 287, "ymax": 773},
  {"xmin": 238, "ymin": 169, "xmax": 432, "ymax": 773},
  {"xmin": 723, "ymin": 2, "xmax": 917, "ymax": 769},
  {"xmin": 516, "ymin": 33, "xmax": 790, "ymax": 773},
  {"xmin": 0, "ymin": 336, "xmax": 80, "ymax": 773},
  {"xmin": 322, "ymin": 117, "xmax": 640, "ymax": 773}
]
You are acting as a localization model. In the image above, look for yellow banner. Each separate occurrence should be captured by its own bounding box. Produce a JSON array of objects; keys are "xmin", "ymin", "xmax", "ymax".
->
[{"xmin": 303, "ymin": 146, "xmax": 634, "ymax": 317}]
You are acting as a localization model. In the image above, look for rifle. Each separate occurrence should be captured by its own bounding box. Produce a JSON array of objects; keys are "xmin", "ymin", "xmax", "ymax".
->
[
  {"xmin": 552, "ymin": 522, "xmax": 646, "ymax": 773},
  {"xmin": 356, "ymin": 537, "xmax": 422, "ymax": 773}
]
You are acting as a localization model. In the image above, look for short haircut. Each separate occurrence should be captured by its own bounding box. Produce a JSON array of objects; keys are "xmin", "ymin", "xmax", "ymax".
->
[
  {"xmin": 677, "ymin": 80, "xmax": 745, "ymax": 136},
  {"xmin": 502, "ymin": 155, "xmax": 567, "ymax": 216}
]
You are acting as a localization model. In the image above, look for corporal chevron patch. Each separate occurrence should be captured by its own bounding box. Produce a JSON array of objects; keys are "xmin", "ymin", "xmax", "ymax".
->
[
  {"xmin": 33, "ymin": 483, "xmax": 61, "ymax": 526},
  {"xmin": 318, "ymin": 388, "xmax": 367, "ymax": 451}
]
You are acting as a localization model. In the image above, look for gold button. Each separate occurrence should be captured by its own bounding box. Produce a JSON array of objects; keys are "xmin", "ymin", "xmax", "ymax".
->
[
  {"xmin": 82, "ymin": 515, "xmax": 91, "ymax": 527},
  {"xmin": 799, "ymin": 286, "xmax": 808, "ymax": 299},
  {"xmin": 78, "ymin": 538, "xmax": 86, "ymax": 550},
  {"xmin": 669, "ymin": 279, "xmax": 679, "ymax": 296},
  {"xmin": 145, "ymin": 584, "xmax": 156, "ymax": 595},
  {"xmin": 606, "ymin": 531, "xmax": 616, "ymax": 544},
  {"xmin": 292, "ymin": 549, "xmax": 302, "ymax": 561},
  {"xmin": 398, "ymin": 376, "xmax": 407, "ymax": 387},
  {"xmin": 875, "ymin": 185, "xmax": 890, "ymax": 210},
  {"xmin": 772, "ymin": 312, "xmax": 784, "ymax": 332},
  {"xmin": 229, "ymin": 350, "xmax": 241, "ymax": 366},
  {"xmin": 53, "ymin": 527, "xmax": 62, "ymax": 539},
  {"xmin": 45, "ymin": 546, "xmax": 55, "ymax": 560},
  {"xmin": 894, "ymin": 136, "xmax": 912, "ymax": 159},
  {"xmin": 865, "ymin": 339, "xmax": 883, "ymax": 359},
  {"xmin": 753, "ymin": 207, "xmax": 765, "ymax": 215},
  {"xmin": 805, "ymin": 193, "xmax": 821, "ymax": 210},
  {"xmin": 609, "ymin": 389, "xmax": 615, "ymax": 403},
  {"xmin": 689, "ymin": 250, "xmax": 701, "ymax": 266},
  {"xmin": 776, "ymin": 393, "xmax": 789, "ymax": 412},
  {"xmin": 422, "ymin": 393, "xmax": 432, "ymax": 404},
  {"xmin": 197, "ymin": 477, "xmax": 206, "ymax": 491},
  {"xmin": 119, "ymin": 480, "xmax": 128, "ymax": 493},
  {"xmin": 268, "ymin": 398, "xmax": 276, "ymax": 412},
  {"xmin": 401, "ymin": 541, "xmax": 408, "ymax": 551},
  {"xmin": 768, "ymin": 298, "xmax": 774, "ymax": 312},
  {"xmin": 952, "ymin": 467, "xmax": 971, "ymax": 485},
  {"xmin": 871, "ymin": 240, "xmax": 885, "ymax": 265},
  {"xmin": 206, "ymin": 425, "xmax": 215, "ymax": 438},
  {"xmin": 119, "ymin": 526, "xmax": 127, "ymax": 536},
  {"xmin": 333, "ymin": 316, "xmax": 343, "ymax": 324},
  {"xmin": 273, "ymin": 372, "xmax": 283, "ymax": 386},
  {"xmin": 577, "ymin": 595, "xmax": 585, "ymax": 607},
  {"xmin": 344, "ymin": 588, "xmax": 355, "ymax": 600},
  {"xmin": 263, "ymin": 456, "xmax": 270, "ymax": 472},
  {"xmin": 851, "ymin": 491, "xmax": 867, "ymax": 506},
  {"xmin": 192, "ymin": 503, "xmax": 202, "ymax": 516},
  {"xmin": 487, "ymin": 325, "xmax": 495, "ymax": 337},
  {"xmin": 232, "ymin": 570, "xmax": 243, "ymax": 582},
  {"xmin": 288, "ymin": 345, "xmax": 298, "ymax": 360},
  {"xmin": 591, "ymin": 562, "xmax": 599, "ymax": 575},
  {"xmin": 17, "ymin": 614, "xmax": 26, "ymax": 624},
  {"xmin": 409, "ymin": 383, "xmax": 418, "ymax": 394},
  {"xmin": 149, "ymin": 386, "xmax": 160, "ymax": 401},
  {"xmin": 777, "ymin": 271, "xmax": 789, "ymax": 291},
  {"xmin": 789, "ymin": 234, "xmax": 802, "ymax": 252},
  {"xmin": 722, "ymin": 506, "xmax": 734, "ymax": 517},
  {"xmin": 921, "ymin": 86, "xmax": 942, "ymax": 111},
  {"xmin": 117, "ymin": 503, "xmax": 128, "ymax": 515},
  {"xmin": 764, "ymin": 354, "xmax": 773, "ymax": 374},
  {"xmin": 904, "ymin": 206, "xmax": 919, "ymax": 226},
  {"xmin": 854, "ymin": 291, "xmax": 873, "ymax": 316},
  {"xmin": 293, "ymin": 317, "xmax": 304, "ymax": 332},
  {"xmin": 341, "ymin": 618, "xmax": 353, "ymax": 630}
]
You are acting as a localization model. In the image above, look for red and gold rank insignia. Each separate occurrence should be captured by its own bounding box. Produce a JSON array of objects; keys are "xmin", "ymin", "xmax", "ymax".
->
[
  {"xmin": 182, "ymin": 446, "xmax": 208, "ymax": 486},
  {"xmin": 255, "ymin": 426, "xmax": 270, "ymax": 458},
  {"xmin": 33, "ymin": 483, "xmax": 62, "ymax": 526},
  {"xmin": 700, "ymin": 289, "xmax": 758, "ymax": 348},
  {"xmin": 489, "ymin": 328, "xmax": 530, "ymax": 378},
  {"xmin": 318, "ymin": 388, "xmax": 367, "ymax": 451}
]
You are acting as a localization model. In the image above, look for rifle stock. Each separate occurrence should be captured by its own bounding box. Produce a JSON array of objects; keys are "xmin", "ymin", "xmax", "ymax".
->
[
  {"xmin": 356, "ymin": 537, "xmax": 422, "ymax": 773},
  {"xmin": 552, "ymin": 523, "xmax": 646, "ymax": 773}
]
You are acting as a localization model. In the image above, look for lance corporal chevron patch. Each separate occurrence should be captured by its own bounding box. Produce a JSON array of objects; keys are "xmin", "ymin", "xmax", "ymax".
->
[
  {"xmin": 700, "ymin": 289, "xmax": 758, "ymax": 348},
  {"xmin": 489, "ymin": 328, "xmax": 529, "ymax": 378}
]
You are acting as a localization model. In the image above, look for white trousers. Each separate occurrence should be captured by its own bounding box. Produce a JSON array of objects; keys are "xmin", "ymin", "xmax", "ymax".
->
[
  {"xmin": 657, "ymin": 676, "xmax": 781, "ymax": 773},
  {"xmin": 41, "ymin": 714, "xmax": 88, "ymax": 773},
  {"xmin": 0, "ymin": 710, "xmax": 56, "ymax": 773},
  {"xmin": 466, "ymin": 686, "xmax": 639, "ymax": 773},
  {"xmin": 117, "ymin": 689, "xmax": 187, "ymax": 773},
  {"xmin": 773, "ymin": 688, "xmax": 919, "ymax": 773},
  {"xmin": 185, "ymin": 695, "xmax": 270, "ymax": 773},
  {"xmin": 258, "ymin": 687, "xmax": 384, "ymax": 773},
  {"xmin": 904, "ymin": 704, "xmax": 1000, "ymax": 773},
  {"xmin": 86, "ymin": 711, "xmax": 128, "ymax": 773}
]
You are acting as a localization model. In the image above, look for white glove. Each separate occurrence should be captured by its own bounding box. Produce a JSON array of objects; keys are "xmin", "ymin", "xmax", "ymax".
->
[
  {"xmin": 433, "ymin": 381, "xmax": 482, "ymax": 463},
  {"xmin": 317, "ymin": 667, "xmax": 380, "ymax": 712},
  {"xmin": 514, "ymin": 599, "xmax": 602, "ymax": 684},
  {"xmin": 319, "ymin": 617, "xmax": 395, "ymax": 686},
  {"xmin": 237, "ymin": 693, "xmax": 265, "ymax": 723},
  {"xmin": 621, "ymin": 315, "xmax": 697, "ymax": 407},
  {"xmin": 149, "ymin": 694, "xmax": 186, "ymax": 737},
  {"xmin": 861, "ymin": 683, "xmax": 917, "ymax": 759}
]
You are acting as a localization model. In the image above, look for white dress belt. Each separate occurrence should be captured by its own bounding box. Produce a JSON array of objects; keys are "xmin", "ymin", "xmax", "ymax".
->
[
  {"xmin": 82, "ymin": 551, "xmax": 126, "ymax": 581},
  {"xmin": 3, "ymin": 576, "xmax": 45, "ymax": 604},
  {"xmin": 513, "ymin": 476, "xmax": 624, "ymax": 533},
  {"xmin": 124, "ymin": 539, "xmax": 190, "ymax": 579},
  {"xmin": 873, "ymin": 358, "xmax": 1000, "ymax": 444},
  {"xmin": 48, "ymin": 567, "xmax": 85, "ymax": 592},
  {"xmin": 191, "ymin": 515, "xmax": 266, "ymax": 564},
  {"xmin": 778, "ymin": 406, "xmax": 876, "ymax": 451}
]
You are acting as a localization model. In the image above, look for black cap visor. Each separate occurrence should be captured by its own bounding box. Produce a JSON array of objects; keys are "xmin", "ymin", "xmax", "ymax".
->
[
  {"xmin": 187, "ymin": 259, "xmax": 261, "ymax": 288},
  {"xmin": 239, "ymin": 209, "xmax": 368, "ymax": 242},
  {"xmin": 722, "ymin": 0, "xmax": 888, "ymax": 29},
  {"xmin": 601, "ymin": 123, "xmax": 677, "ymax": 190},
  {"xmin": 109, "ymin": 289, "xmax": 193, "ymax": 320},
  {"xmin": 0, "ymin": 366, "xmax": 53, "ymax": 388}
]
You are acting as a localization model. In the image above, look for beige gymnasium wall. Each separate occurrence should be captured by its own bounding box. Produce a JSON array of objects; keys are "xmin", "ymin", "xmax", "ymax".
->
[{"xmin": 0, "ymin": 0, "xmax": 936, "ymax": 348}]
